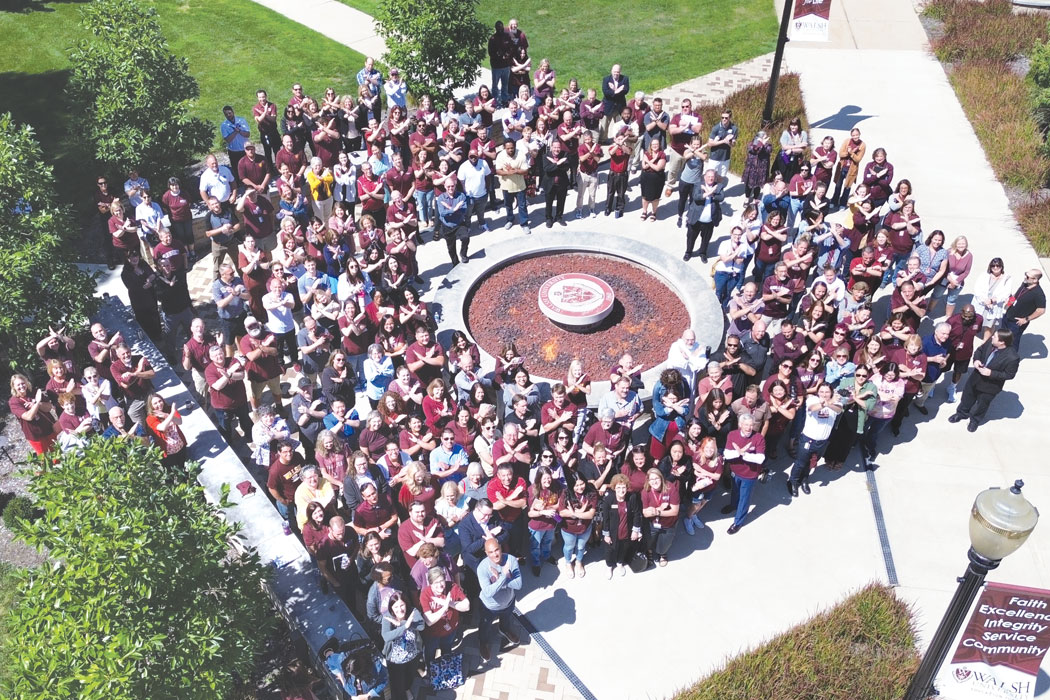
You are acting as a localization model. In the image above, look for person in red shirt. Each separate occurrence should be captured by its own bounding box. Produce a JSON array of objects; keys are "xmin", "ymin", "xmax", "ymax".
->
[
  {"xmin": 404, "ymin": 326, "xmax": 446, "ymax": 388},
  {"xmin": 574, "ymin": 131, "xmax": 601, "ymax": 219},
  {"xmin": 525, "ymin": 467, "xmax": 564, "ymax": 575},
  {"xmin": 944, "ymin": 305, "xmax": 983, "ymax": 402},
  {"xmin": 888, "ymin": 334, "xmax": 927, "ymax": 436},
  {"xmin": 110, "ymin": 343, "xmax": 155, "ymax": 426},
  {"xmin": 641, "ymin": 468, "xmax": 680, "ymax": 568},
  {"xmin": 9, "ymin": 374, "xmax": 56, "ymax": 455},
  {"xmin": 487, "ymin": 462, "xmax": 527, "ymax": 558}
]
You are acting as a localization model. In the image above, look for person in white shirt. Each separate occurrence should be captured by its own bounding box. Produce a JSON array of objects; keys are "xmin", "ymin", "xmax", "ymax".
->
[
  {"xmin": 666, "ymin": 328, "xmax": 706, "ymax": 392},
  {"xmin": 199, "ymin": 154, "xmax": 236, "ymax": 204},
  {"xmin": 124, "ymin": 168, "xmax": 150, "ymax": 209},
  {"xmin": 787, "ymin": 384, "xmax": 842, "ymax": 497},
  {"xmin": 457, "ymin": 150, "xmax": 492, "ymax": 232},
  {"xmin": 383, "ymin": 68, "xmax": 407, "ymax": 110},
  {"xmin": 134, "ymin": 189, "xmax": 167, "ymax": 245},
  {"xmin": 713, "ymin": 226, "xmax": 751, "ymax": 307}
]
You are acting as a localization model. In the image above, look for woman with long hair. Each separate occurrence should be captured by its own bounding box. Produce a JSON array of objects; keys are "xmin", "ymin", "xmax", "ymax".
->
[
  {"xmin": 972, "ymin": 257, "xmax": 1012, "ymax": 341},
  {"xmin": 145, "ymin": 393, "xmax": 188, "ymax": 476},
  {"xmin": 559, "ymin": 474, "xmax": 597, "ymax": 578},
  {"xmin": 695, "ymin": 389, "xmax": 735, "ymax": 449},
  {"xmin": 684, "ymin": 437, "xmax": 722, "ymax": 534},
  {"xmin": 822, "ymin": 366, "xmax": 876, "ymax": 471},
  {"xmin": 649, "ymin": 368, "xmax": 689, "ymax": 460},
  {"xmin": 861, "ymin": 363, "xmax": 906, "ymax": 468},
  {"xmin": 526, "ymin": 466, "xmax": 563, "ymax": 575},
  {"xmin": 381, "ymin": 592, "xmax": 427, "ymax": 695},
  {"xmin": 9, "ymin": 373, "xmax": 56, "ymax": 455},
  {"xmin": 621, "ymin": 445, "xmax": 650, "ymax": 494},
  {"xmin": 641, "ymin": 468, "xmax": 680, "ymax": 568}
]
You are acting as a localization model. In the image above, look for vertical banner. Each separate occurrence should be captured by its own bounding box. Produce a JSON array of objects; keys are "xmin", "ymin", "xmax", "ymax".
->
[
  {"xmin": 937, "ymin": 583, "xmax": 1050, "ymax": 700},
  {"xmin": 790, "ymin": 0, "xmax": 832, "ymax": 42}
]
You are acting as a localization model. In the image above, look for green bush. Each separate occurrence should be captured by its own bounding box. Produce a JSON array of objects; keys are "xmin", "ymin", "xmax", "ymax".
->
[
  {"xmin": 674, "ymin": 583, "xmax": 919, "ymax": 700},
  {"xmin": 1015, "ymin": 197, "xmax": 1050, "ymax": 256},
  {"xmin": 925, "ymin": 0, "xmax": 1049, "ymax": 63},
  {"xmin": 1028, "ymin": 39, "xmax": 1050, "ymax": 129},
  {"xmin": 1, "ymin": 495, "xmax": 35, "ymax": 532}
]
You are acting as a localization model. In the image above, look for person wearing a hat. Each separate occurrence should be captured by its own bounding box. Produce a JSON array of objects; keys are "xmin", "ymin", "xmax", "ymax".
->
[{"xmin": 384, "ymin": 67, "xmax": 407, "ymax": 110}]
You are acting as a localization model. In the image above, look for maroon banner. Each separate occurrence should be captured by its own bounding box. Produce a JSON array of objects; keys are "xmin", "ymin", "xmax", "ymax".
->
[
  {"xmin": 793, "ymin": 0, "xmax": 832, "ymax": 21},
  {"xmin": 950, "ymin": 582, "xmax": 1050, "ymax": 676}
]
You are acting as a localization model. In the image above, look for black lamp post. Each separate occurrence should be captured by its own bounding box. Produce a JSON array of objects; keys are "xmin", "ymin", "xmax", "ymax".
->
[
  {"xmin": 902, "ymin": 480, "xmax": 1039, "ymax": 700},
  {"xmin": 762, "ymin": 0, "xmax": 796, "ymax": 123}
]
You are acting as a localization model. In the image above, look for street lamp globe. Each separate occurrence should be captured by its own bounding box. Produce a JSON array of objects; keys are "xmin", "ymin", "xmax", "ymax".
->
[{"xmin": 969, "ymin": 479, "xmax": 1039, "ymax": 562}]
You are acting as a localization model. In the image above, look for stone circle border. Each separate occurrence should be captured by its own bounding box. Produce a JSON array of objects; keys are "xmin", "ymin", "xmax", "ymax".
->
[{"xmin": 432, "ymin": 231, "xmax": 724, "ymax": 404}]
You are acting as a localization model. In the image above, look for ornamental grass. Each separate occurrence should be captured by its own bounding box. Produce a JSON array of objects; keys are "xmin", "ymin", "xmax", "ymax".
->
[{"xmin": 674, "ymin": 583, "xmax": 920, "ymax": 700}]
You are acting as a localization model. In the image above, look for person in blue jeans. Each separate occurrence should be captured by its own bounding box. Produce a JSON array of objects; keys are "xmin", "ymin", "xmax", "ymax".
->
[
  {"xmin": 713, "ymin": 226, "xmax": 747, "ymax": 307},
  {"xmin": 526, "ymin": 467, "xmax": 561, "ymax": 576},
  {"xmin": 720, "ymin": 414, "xmax": 766, "ymax": 534},
  {"xmin": 476, "ymin": 538, "xmax": 522, "ymax": 662},
  {"xmin": 787, "ymin": 385, "xmax": 842, "ymax": 497},
  {"xmin": 559, "ymin": 477, "xmax": 598, "ymax": 578}
]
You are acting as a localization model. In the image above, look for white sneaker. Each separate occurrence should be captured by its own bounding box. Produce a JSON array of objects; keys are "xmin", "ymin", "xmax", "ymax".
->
[
  {"xmin": 617, "ymin": 564, "xmax": 626, "ymax": 577},
  {"xmin": 683, "ymin": 517, "xmax": 695, "ymax": 536},
  {"xmin": 590, "ymin": 211, "xmax": 598, "ymax": 218},
  {"xmin": 504, "ymin": 221, "xmax": 513, "ymax": 230}
]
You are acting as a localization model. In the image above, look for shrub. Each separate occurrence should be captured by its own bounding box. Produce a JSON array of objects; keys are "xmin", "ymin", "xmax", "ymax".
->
[
  {"xmin": 949, "ymin": 62, "xmax": 1049, "ymax": 192},
  {"xmin": 695, "ymin": 73, "xmax": 810, "ymax": 177},
  {"xmin": 925, "ymin": 0, "xmax": 1049, "ymax": 63},
  {"xmin": 1015, "ymin": 197, "xmax": 1050, "ymax": 256},
  {"xmin": 674, "ymin": 583, "xmax": 919, "ymax": 700},
  {"xmin": 1, "ymin": 495, "xmax": 35, "ymax": 532},
  {"xmin": 1028, "ymin": 38, "xmax": 1050, "ymax": 129}
]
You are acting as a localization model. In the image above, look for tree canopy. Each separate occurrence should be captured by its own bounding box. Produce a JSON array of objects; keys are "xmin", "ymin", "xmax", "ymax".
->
[
  {"xmin": 375, "ymin": 0, "xmax": 487, "ymax": 100},
  {"xmin": 66, "ymin": 0, "xmax": 212, "ymax": 180},
  {"xmin": 0, "ymin": 439, "xmax": 273, "ymax": 700},
  {"xmin": 0, "ymin": 113, "xmax": 98, "ymax": 371}
]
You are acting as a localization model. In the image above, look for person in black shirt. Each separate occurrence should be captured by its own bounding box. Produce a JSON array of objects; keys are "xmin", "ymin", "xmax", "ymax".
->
[{"xmin": 1003, "ymin": 269, "xmax": 1045, "ymax": 344}]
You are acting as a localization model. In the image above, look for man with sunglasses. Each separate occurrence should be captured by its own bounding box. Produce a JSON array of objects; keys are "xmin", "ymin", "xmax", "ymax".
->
[
  {"xmin": 429, "ymin": 428, "xmax": 470, "ymax": 486},
  {"xmin": 1003, "ymin": 269, "xmax": 1045, "ymax": 343}
]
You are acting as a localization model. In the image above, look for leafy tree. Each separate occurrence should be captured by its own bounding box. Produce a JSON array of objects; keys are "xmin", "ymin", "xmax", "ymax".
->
[
  {"xmin": 375, "ymin": 0, "xmax": 487, "ymax": 100},
  {"xmin": 0, "ymin": 439, "xmax": 274, "ymax": 700},
  {"xmin": 66, "ymin": 0, "xmax": 212, "ymax": 180},
  {"xmin": 0, "ymin": 114, "xmax": 99, "ymax": 372}
]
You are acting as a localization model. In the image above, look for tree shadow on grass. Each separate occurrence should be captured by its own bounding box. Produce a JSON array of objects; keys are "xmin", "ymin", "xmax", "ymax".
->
[{"xmin": 0, "ymin": 0, "xmax": 88, "ymax": 14}]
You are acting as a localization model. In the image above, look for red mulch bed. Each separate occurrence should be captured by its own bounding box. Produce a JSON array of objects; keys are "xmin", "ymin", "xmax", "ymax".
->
[{"xmin": 467, "ymin": 253, "xmax": 689, "ymax": 379}]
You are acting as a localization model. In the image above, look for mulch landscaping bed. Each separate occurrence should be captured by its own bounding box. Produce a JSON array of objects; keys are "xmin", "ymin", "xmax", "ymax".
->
[{"xmin": 467, "ymin": 253, "xmax": 689, "ymax": 379}]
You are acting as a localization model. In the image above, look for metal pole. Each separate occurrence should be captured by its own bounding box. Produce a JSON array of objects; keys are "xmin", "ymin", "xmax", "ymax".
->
[
  {"xmin": 902, "ymin": 548, "xmax": 1000, "ymax": 700},
  {"xmin": 762, "ymin": 0, "xmax": 796, "ymax": 123}
]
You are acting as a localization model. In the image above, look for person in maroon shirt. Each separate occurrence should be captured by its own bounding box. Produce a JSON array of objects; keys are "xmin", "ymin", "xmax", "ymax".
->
[
  {"xmin": 720, "ymin": 414, "xmax": 766, "ymax": 534},
  {"xmin": 87, "ymin": 322, "xmax": 122, "ymax": 386},
  {"xmin": 491, "ymin": 422, "xmax": 532, "ymax": 482},
  {"xmin": 889, "ymin": 280, "xmax": 928, "ymax": 332},
  {"xmin": 605, "ymin": 125, "xmax": 631, "ymax": 217},
  {"xmin": 268, "ymin": 439, "xmax": 304, "ymax": 523},
  {"xmin": 641, "ymin": 468, "xmax": 680, "ymax": 568},
  {"xmin": 944, "ymin": 305, "xmax": 983, "ymax": 402},
  {"xmin": 397, "ymin": 501, "xmax": 445, "ymax": 568},
  {"xmin": 237, "ymin": 142, "xmax": 271, "ymax": 193},
  {"xmin": 487, "ymin": 462, "xmax": 528, "ymax": 557},
  {"xmin": 159, "ymin": 177, "xmax": 194, "ymax": 256},
  {"xmin": 582, "ymin": 410, "xmax": 629, "ymax": 464},
  {"xmin": 110, "ymin": 344, "xmax": 155, "ymax": 426},
  {"xmin": 9, "ymin": 374, "xmax": 56, "ymax": 455},
  {"xmin": 238, "ymin": 318, "xmax": 284, "ymax": 415},
  {"xmin": 204, "ymin": 344, "xmax": 253, "ymax": 439},
  {"xmin": 849, "ymin": 246, "xmax": 883, "ymax": 292},
  {"xmin": 384, "ymin": 152, "xmax": 415, "ymax": 200},
  {"xmin": 888, "ymin": 334, "xmax": 927, "ymax": 435},
  {"xmin": 525, "ymin": 467, "xmax": 564, "ymax": 575},
  {"xmin": 357, "ymin": 162, "xmax": 385, "ymax": 227},
  {"xmin": 404, "ymin": 326, "xmax": 446, "ymax": 388},
  {"xmin": 252, "ymin": 90, "xmax": 281, "ymax": 173},
  {"xmin": 152, "ymin": 228, "xmax": 188, "ymax": 275},
  {"xmin": 761, "ymin": 263, "xmax": 794, "ymax": 329},
  {"xmin": 353, "ymin": 482, "xmax": 398, "ymax": 539},
  {"xmin": 275, "ymin": 134, "xmax": 307, "ymax": 181},
  {"xmin": 181, "ymin": 318, "xmax": 216, "ymax": 405},
  {"xmin": 94, "ymin": 176, "xmax": 120, "ymax": 267},
  {"xmin": 235, "ymin": 188, "xmax": 275, "ymax": 243},
  {"xmin": 599, "ymin": 473, "xmax": 641, "ymax": 578}
]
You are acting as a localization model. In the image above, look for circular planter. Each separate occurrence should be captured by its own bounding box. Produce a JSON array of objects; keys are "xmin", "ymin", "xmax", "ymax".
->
[{"xmin": 432, "ymin": 231, "xmax": 724, "ymax": 405}]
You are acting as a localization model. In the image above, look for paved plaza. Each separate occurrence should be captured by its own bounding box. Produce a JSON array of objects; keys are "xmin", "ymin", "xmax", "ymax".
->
[{"xmin": 88, "ymin": 0, "xmax": 1050, "ymax": 697}]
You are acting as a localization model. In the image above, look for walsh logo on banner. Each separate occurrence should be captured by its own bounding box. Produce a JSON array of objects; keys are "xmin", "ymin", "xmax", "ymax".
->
[
  {"xmin": 937, "ymin": 583, "xmax": 1050, "ymax": 700},
  {"xmin": 791, "ymin": 0, "xmax": 832, "ymax": 42}
]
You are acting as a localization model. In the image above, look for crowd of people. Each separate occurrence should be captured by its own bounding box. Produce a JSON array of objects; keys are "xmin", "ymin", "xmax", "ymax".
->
[{"xmin": 8, "ymin": 15, "xmax": 1047, "ymax": 699}]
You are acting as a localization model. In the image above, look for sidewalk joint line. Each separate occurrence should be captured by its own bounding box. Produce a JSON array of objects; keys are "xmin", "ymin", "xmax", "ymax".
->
[
  {"xmin": 514, "ymin": 606, "xmax": 598, "ymax": 700},
  {"xmin": 865, "ymin": 469, "xmax": 899, "ymax": 586}
]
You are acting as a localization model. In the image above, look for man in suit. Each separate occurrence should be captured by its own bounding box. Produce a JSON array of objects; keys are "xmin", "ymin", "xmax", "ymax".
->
[
  {"xmin": 459, "ymin": 498, "xmax": 510, "ymax": 574},
  {"xmin": 600, "ymin": 65, "xmax": 630, "ymax": 139},
  {"xmin": 542, "ymin": 140, "xmax": 571, "ymax": 228},
  {"xmin": 948, "ymin": 329, "xmax": 1020, "ymax": 432},
  {"xmin": 684, "ymin": 168, "xmax": 725, "ymax": 263}
]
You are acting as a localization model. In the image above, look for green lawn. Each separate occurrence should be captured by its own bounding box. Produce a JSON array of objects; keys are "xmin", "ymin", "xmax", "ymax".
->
[
  {"xmin": 0, "ymin": 0, "xmax": 365, "ymax": 207},
  {"xmin": 339, "ymin": 0, "xmax": 778, "ymax": 93}
]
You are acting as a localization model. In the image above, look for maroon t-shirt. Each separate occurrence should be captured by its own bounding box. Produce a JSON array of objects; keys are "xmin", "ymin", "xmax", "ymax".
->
[
  {"xmin": 384, "ymin": 167, "xmax": 415, "ymax": 198},
  {"xmin": 889, "ymin": 289, "xmax": 927, "ymax": 331},
  {"xmin": 620, "ymin": 465, "xmax": 647, "ymax": 494},
  {"xmin": 87, "ymin": 340, "xmax": 115, "ymax": 382},
  {"xmin": 397, "ymin": 517, "xmax": 444, "ymax": 568},
  {"xmin": 267, "ymin": 453, "xmax": 304, "ymax": 502},
  {"xmin": 583, "ymin": 422, "xmax": 627, "ymax": 455},
  {"xmin": 642, "ymin": 486, "xmax": 680, "ymax": 529},
  {"xmin": 725, "ymin": 430, "xmax": 767, "ymax": 480},
  {"xmin": 608, "ymin": 145, "xmax": 630, "ymax": 174},
  {"xmin": 561, "ymin": 491, "xmax": 597, "ymax": 535},
  {"xmin": 354, "ymin": 494, "xmax": 396, "ymax": 531},
  {"xmin": 527, "ymin": 488, "xmax": 564, "ymax": 532},
  {"xmin": 888, "ymin": 347, "xmax": 928, "ymax": 395},
  {"xmin": 184, "ymin": 335, "xmax": 216, "ymax": 373},
  {"xmin": 153, "ymin": 241, "xmax": 188, "ymax": 272},
  {"xmin": 161, "ymin": 190, "xmax": 191, "ymax": 222},
  {"xmin": 276, "ymin": 148, "xmax": 306, "ymax": 176},
  {"xmin": 240, "ymin": 196, "xmax": 275, "ymax": 240},
  {"xmin": 238, "ymin": 334, "xmax": 282, "ymax": 382},
  {"xmin": 338, "ymin": 315, "xmax": 374, "ymax": 356},
  {"xmin": 577, "ymin": 143, "xmax": 600, "ymax": 175},
  {"xmin": 9, "ymin": 395, "xmax": 55, "ymax": 441},
  {"xmin": 405, "ymin": 341, "xmax": 445, "ymax": 387},
  {"xmin": 238, "ymin": 154, "xmax": 269, "ymax": 188},
  {"xmin": 110, "ymin": 357, "xmax": 152, "ymax": 400},
  {"xmin": 204, "ymin": 362, "xmax": 248, "ymax": 410},
  {"xmin": 762, "ymin": 275, "xmax": 794, "ymax": 320}
]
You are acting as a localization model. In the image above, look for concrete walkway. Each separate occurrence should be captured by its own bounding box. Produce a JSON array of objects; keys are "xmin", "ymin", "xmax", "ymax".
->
[{"xmin": 160, "ymin": 0, "xmax": 1050, "ymax": 697}]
